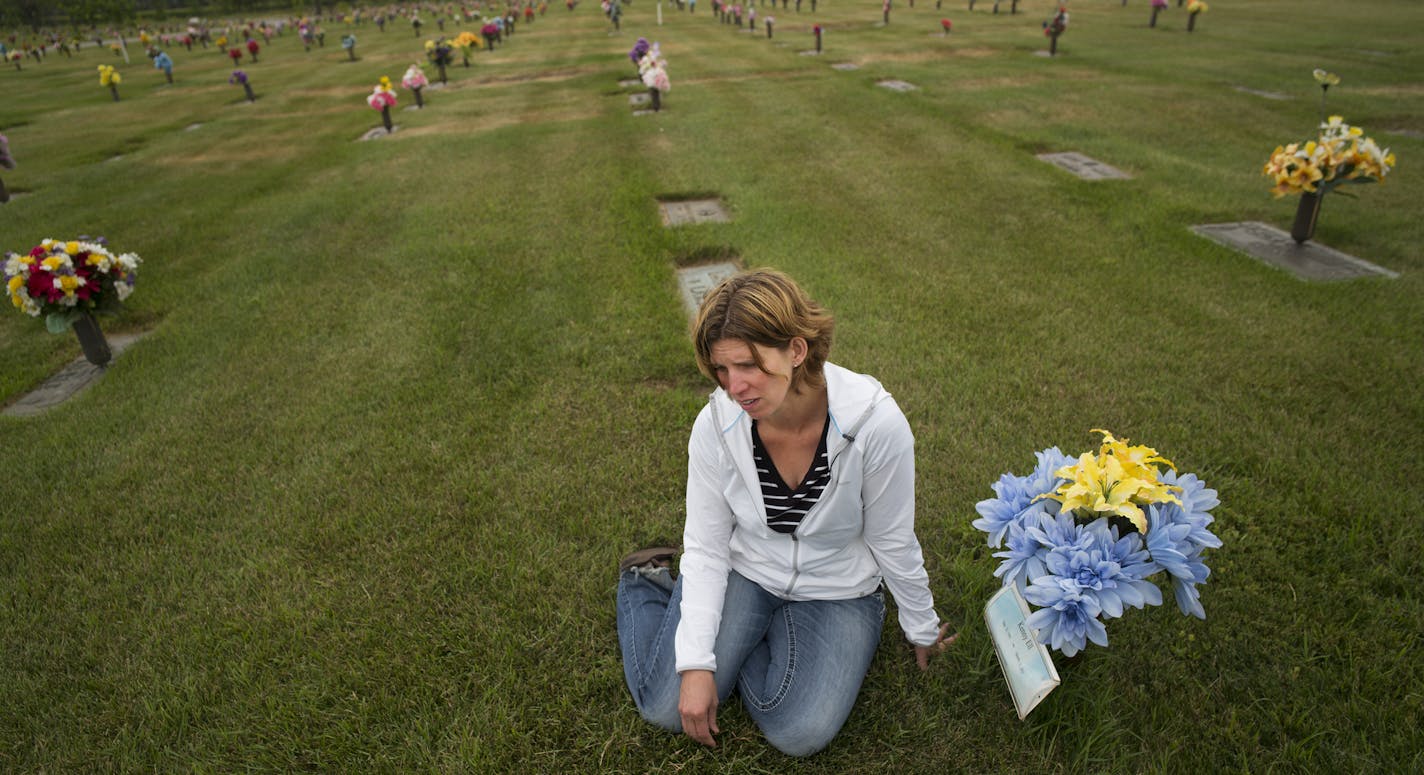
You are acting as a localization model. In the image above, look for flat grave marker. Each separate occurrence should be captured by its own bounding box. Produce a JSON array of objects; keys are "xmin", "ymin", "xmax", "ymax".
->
[
  {"xmin": 619, "ymin": 78, "xmax": 642, "ymax": 88},
  {"xmin": 184, "ymin": 123, "xmax": 203, "ymax": 132},
  {"xmin": 1191, "ymin": 222, "xmax": 1399, "ymax": 282},
  {"xmin": 359, "ymin": 126, "xmax": 398, "ymax": 141},
  {"xmin": 1234, "ymin": 86, "xmax": 1291, "ymax": 101},
  {"xmin": 1036, "ymin": 152, "xmax": 1130, "ymax": 180},
  {"xmin": 677, "ymin": 261, "xmax": 741, "ymax": 320},
  {"xmin": 5, "ymin": 331, "xmax": 151, "ymax": 418},
  {"xmin": 831, "ymin": 63, "xmax": 860, "ymax": 71},
  {"xmin": 658, "ymin": 198, "xmax": 731, "ymax": 226},
  {"xmin": 877, "ymin": 79, "xmax": 917, "ymax": 92},
  {"xmin": 629, "ymin": 92, "xmax": 651, "ymax": 107}
]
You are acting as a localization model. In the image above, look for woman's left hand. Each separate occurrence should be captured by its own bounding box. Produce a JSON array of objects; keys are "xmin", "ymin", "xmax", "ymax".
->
[{"xmin": 915, "ymin": 622, "xmax": 958, "ymax": 670}]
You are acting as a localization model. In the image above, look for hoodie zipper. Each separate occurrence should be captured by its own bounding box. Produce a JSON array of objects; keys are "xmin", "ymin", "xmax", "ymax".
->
[
  {"xmin": 784, "ymin": 535, "xmax": 801, "ymax": 596},
  {"xmin": 781, "ymin": 398, "xmax": 882, "ymax": 596}
]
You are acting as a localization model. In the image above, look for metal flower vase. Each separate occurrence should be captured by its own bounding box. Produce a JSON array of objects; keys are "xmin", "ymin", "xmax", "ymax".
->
[
  {"xmin": 72, "ymin": 311, "xmax": 112, "ymax": 367},
  {"xmin": 1291, "ymin": 191, "xmax": 1323, "ymax": 244}
]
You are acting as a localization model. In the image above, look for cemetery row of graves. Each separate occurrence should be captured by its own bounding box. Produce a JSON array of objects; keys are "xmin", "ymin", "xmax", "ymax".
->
[{"xmin": 2, "ymin": 0, "xmax": 1421, "ymax": 770}]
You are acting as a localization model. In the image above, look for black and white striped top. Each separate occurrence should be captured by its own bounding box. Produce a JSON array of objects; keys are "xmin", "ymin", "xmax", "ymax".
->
[{"xmin": 751, "ymin": 414, "xmax": 833, "ymax": 535}]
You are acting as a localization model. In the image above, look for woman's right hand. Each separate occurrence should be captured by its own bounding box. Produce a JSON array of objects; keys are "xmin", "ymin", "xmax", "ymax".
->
[{"xmin": 678, "ymin": 670, "xmax": 719, "ymax": 747}]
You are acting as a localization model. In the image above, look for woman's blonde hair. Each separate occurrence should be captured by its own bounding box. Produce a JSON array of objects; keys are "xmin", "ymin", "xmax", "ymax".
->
[{"xmin": 692, "ymin": 269, "xmax": 834, "ymax": 394}]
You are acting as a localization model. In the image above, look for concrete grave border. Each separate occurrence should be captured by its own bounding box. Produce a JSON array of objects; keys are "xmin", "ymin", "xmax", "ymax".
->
[
  {"xmin": 1191, "ymin": 222, "xmax": 1399, "ymax": 282},
  {"xmin": 5, "ymin": 331, "xmax": 153, "ymax": 417}
]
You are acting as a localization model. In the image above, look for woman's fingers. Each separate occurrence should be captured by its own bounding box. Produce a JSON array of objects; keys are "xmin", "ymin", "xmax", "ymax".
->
[
  {"xmin": 678, "ymin": 671, "xmax": 719, "ymax": 747},
  {"xmin": 915, "ymin": 623, "xmax": 959, "ymax": 669}
]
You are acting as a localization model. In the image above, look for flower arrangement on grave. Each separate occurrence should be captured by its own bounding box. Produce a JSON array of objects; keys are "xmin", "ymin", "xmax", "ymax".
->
[
  {"xmin": 228, "ymin": 45, "xmax": 243, "ymax": 65},
  {"xmin": 766, "ymin": 15, "xmax": 775, "ymax": 38},
  {"xmin": 4, "ymin": 238, "xmax": 142, "ymax": 366},
  {"xmin": 98, "ymin": 64, "xmax": 122, "ymax": 100},
  {"xmin": 813, "ymin": 24, "xmax": 823, "ymax": 53},
  {"xmin": 481, "ymin": 22, "xmax": 500, "ymax": 50},
  {"xmin": 637, "ymin": 42, "xmax": 670, "ymax": 111},
  {"xmin": 451, "ymin": 31, "xmax": 482, "ymax": 65},
  {"xmin": 368, "ymin": 76, "xmax": 398, "ymax": 131},
  {"xmin": 1312, "ymin": 68, "xmax": 1339, "ymax": 123},
  {"xmin": 1264, "ymin": 116, "xmax": 1395, "ymax": 244},
  {"xmin": 152, "ymin": 50, "xmax": 174, "ymax": 83},
  {"xmin": 1186, "ymin": 0, "xmax": 1205, "ymax": 31},
  {"xmin": 402, "ymin": 63, "xmax": 429, "ymax": 107},
  {"xmin": 972, "ymin": 430, "xmax": 1221, "ymax": 657},
  {"xmin": 1149, "ymin": 0, "xmax": 1166, "ymax": 28},
  {"xmin": 230, "ymin": 69, "xmax": 256, "ymax": 101},
  {"xmin": 425, "ymin": 39, "xmax": 454, "ymax": 83},
  {"xmin": 629, "ymin": 36, "xmax": 650, "ymax": 69},
  {"xmin": 7, "ymin": 50, "xmax": 22, "ymax": 71},
  {"xmin": 246, "ymin": 38, "xmax": 260, "ymax": 62},
  {"xmin": 343, "ymin": 33, "xmax": 358, "ymax": 60},
  {"xmin": 1042, "ymin": 6, "xmax": 1067, "ymax": 55},
  {"xmin": 941, "ymin": 18, "xmax": 952, "ymax": 36},
  {"xmin": 215, "ymin": 34, "xmax": 228, "ymax": 51}
]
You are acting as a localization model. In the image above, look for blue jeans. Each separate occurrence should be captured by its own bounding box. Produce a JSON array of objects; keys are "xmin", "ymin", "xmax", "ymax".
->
[{"xmin": 617, "ymin": 568, "xmax": 885, "ymax": 756}]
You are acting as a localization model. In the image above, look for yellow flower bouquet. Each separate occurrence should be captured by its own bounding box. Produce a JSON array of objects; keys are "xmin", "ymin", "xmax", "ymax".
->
[
  {"xmin": 1264, "ymin": 116, "xmax": 1395, "ymax": 243},
  {"xmin": 98, "ymin": 65, "xmax": 122, "ymax": 101},
  {"xmin": 1033, "ymin": 430, "xmax": 1181, "ymax": 534}
]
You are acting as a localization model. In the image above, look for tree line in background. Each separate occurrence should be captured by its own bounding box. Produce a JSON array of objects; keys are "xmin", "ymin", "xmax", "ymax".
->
[{"xmin": 0, "ymin": 0, "xmax": 325, "ymax": 30}]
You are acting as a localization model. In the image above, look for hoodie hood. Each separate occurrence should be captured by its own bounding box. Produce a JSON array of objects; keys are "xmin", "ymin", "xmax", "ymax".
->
[
  {"xmin": 708, "ymin": 362, "xmax": 889, "ymax": 454},
  {"xmin": 707, "ymin": 362, "xmax": 892, "ymax": 512}
]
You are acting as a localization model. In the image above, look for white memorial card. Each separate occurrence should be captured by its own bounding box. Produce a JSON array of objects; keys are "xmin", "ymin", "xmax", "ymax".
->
[{"xmin": 984, "ymin": 584, "xmax": 1060, "ymax": 720}]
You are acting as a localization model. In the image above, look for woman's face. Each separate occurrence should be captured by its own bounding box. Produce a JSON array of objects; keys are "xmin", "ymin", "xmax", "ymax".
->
[{"xmin": 709, "ymin": 338, "xmax": 804, "ymax": 420}]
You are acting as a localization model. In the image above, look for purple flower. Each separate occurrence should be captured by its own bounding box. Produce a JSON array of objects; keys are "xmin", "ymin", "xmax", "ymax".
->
[
  {"xmin": 1042, "ymin": 526, "xmax": 1160, "ymax": 619},
  {"xmin": 629, "ymin": 37, "xmax": 650, "ymax": 63},
  {"xmin": 1024, "ymin": 577, "xmax": 1107, "ymax": 657},
  {"xmin": 992, "ymin": 513, "xmax": 1049, "ymax": 589},
  {"xmin": 229, "ymin": 69, "xmax": 247, "ymax": 85},
  {"xmin": 972, "ymin": 446, "xmax": 1073, "ymax": 547},
  {"xmin": 1160, "ymin": 470, "xmax": 1222, "ymax": 550},
  {"xmin": 1146, "ymin": 505, "xmax": 1211, "ymax": 619}
]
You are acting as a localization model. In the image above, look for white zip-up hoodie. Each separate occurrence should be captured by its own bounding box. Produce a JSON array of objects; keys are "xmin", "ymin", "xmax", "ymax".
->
[{"xmin": 675, "ymin": 362, "xmax": 941, "ymax": 674}]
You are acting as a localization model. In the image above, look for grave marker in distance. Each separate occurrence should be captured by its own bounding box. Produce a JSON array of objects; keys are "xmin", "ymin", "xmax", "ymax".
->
[{"xmin": 1036, "ymin": 152, "xmax": 1130, "ymax": 180}]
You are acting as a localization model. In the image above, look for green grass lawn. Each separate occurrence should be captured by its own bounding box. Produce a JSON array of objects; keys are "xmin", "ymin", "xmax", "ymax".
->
[{"xmin": 2, "ymin": 0, "xmax": 1422, "ymax": 770}]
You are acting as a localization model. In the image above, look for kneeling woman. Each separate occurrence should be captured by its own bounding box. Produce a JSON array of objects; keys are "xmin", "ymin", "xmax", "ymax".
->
[{"xmin": 616, "ymin": 269, "xmax": 954, "ymax": 756}]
